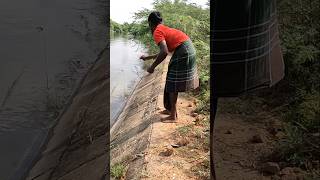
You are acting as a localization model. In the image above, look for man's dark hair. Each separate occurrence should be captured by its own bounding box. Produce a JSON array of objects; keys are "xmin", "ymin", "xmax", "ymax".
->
[{"xmin": 148, "ymin": 11, "xmax": 163, "ymax": 25}]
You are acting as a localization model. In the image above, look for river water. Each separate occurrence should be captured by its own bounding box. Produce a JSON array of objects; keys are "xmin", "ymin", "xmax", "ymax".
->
[
  {"xmin": 110, "ymin": 35, "xmax": 147, "ymax": 126},
  {"xmin": 0, "ymin": 0, "xmax": 107, "ymax": 179}
]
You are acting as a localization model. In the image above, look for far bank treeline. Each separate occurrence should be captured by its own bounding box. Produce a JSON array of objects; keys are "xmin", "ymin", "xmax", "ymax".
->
[{"xmin": 111, "ymin": 0, "xmax": 210, "ymax": 113}]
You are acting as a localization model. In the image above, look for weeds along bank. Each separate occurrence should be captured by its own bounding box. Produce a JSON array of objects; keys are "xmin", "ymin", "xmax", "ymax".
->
[{"xmin": 267, "ymin": 0, "xmax": 319, "ymax": 173}]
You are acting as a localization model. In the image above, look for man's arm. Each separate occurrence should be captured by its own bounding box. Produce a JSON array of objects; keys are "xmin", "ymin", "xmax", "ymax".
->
[
  {"xmin": 140, "ymin": 53, "xmax": 158, "ymax": 61},
  {"xmin": 147, "ymin": 40, "xmax": 169, "ymax": 73}
]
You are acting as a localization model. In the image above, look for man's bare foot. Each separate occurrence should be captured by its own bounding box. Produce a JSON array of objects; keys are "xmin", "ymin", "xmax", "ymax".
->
[
  {"xmin": 161, "ymin": 115, "xmax": 177, "ymax": 123},
  {"xmin": 159, "ymin": 110, "xmax": 178, "ymax": 118},
  {"xmin": 159, "ymin": 109, "xmax": 170, "ymax": 115}
]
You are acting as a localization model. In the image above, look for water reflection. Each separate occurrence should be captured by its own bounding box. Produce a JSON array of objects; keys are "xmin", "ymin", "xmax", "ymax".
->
[{"xmin": 110, "ymin": 35, "xmax": 147, "ymax": 126}]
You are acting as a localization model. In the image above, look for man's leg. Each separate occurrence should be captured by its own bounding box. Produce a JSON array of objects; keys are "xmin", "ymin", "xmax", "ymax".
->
[
  {"xmin": 161, "ymin": 92, "xmax": 178, "ymax": 122},
  {"xmin": 169, "ymin": 92, "xmax": 178, "ymax": 119}
]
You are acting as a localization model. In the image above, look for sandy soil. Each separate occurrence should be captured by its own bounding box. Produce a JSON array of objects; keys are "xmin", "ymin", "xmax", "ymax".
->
[
  {"xmin": 142, "ymin": 93, "xmax": 210, "ymax": 180},
  {"xmin": 141, "ymin": 58, "xmax": 210, "ymax": 180},
  {"xmin": 142, "ymin": 95, "xmax": 308, "ymax": 180}
]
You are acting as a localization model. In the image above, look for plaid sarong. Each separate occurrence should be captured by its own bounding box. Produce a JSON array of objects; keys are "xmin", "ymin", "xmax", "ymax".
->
[
  {"xmin": 212, "ymin": 0, "xmax": 285, "ymax": 97},
  {"xmin": 163, "ymin": 39, "xmax": 199, "ymax": 111},
  {"xmin": 165, "ymin": 39, "xmax": 199, "ymax": 92}
]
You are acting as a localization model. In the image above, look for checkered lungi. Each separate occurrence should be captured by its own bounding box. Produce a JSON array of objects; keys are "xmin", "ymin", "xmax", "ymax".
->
[
  {"xmin": 165, "ymin": 39, "xmax": 199, "ymax": 92},
  {"xmin": 164, "ymin": 39, "xmax": 199, "ymax": 111}
]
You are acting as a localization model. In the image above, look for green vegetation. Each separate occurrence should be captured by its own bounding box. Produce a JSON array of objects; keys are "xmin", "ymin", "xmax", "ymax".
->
[
  {"xmin": 110, "ymin": 163, "xmax": 126, "ymax": 179},
  {"xmin": 110, "ymin": 20, "xmax": 123, "ymax": 34},
  {"xmin": 190, "ymin": 159, "xmax": 210, "ymax": 179},
  {"xmin": 177, "ymin": 124, "xmax": 193, "ymax": 136},
  {"xmin": 272, "ymin": 0, "xmax": 320, "ymax": 170}
]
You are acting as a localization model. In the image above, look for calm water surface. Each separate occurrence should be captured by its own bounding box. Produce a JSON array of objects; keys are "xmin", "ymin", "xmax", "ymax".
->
[
  {"xmin": 110, "ymin": 35, "xmax": 147, "ymax": 126},
  {"xmin": 0, "ymin": 0, "xmax": 106, "ymax": 179}
]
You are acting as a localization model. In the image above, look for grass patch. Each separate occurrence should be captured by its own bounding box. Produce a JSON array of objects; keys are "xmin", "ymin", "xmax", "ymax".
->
[
  {"xmin": 262, "ymin": 92, "xmax": 320, "ymax": 172},
  {"xmin": 111, "ymin": 163, "xmax": 126, "ymax": 179},
  {"xmin": 176, "ymin": 124, "xmax": 193, "ymax": 136},
  {"xmin": 190, "ymin": 159, "xmax": 210, "ymax": 180}
]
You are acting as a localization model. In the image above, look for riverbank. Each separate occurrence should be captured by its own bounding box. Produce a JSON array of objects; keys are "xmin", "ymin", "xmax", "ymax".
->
[
  {"xmin": 26, "ymin": 48, "xmax": 108, "ymax": 180},
  {"xmin": 110, "ymin": 56, "xmax": 164, "ymax": 179},
  {"xmin": 110, "ymin": 56, "xmax": 211, "ymax": 179},
  {"xmin": 110, "ymin": 56, "xmax": 313, "ymax": 180}
]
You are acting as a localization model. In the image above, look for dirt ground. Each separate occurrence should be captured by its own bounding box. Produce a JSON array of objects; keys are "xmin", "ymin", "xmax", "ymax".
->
[
  {"xmin": 112, "ymin": 57, "xmax": 311, "ymax": 180},
  {"xmin": 142, "ymin": 93, "xmax": 210, "ymax": 180},
  {"xmin": 141, "ymin": 95, "xmax": 309, "ymax": 180}
]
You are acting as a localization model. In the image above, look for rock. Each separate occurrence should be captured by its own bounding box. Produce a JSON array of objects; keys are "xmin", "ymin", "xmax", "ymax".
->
[
  {"xmin": 193, "ymin": 100, "xmax": 197, "ymax": 105},
  {"xmin": 159, "ymin": 148, "xmax": 173, "ymax": 157},
  {"xmin": 135, "ymin": 153, "xmax": 144, "ymax": 158},
  {"xmin": 250, "ymin": 134, "xmax": 264, "ymax": 143},
  {"xmin": 267, "ymin": 127, "xmax": 278, "ymax": 136},
  {"xmin": 275, "ymin": 131, "xmax": 286, "ymax": 139},
  {"xmin": 280, "ymin": 167, "xmax": 304, "ymax": 176},
  {"xmin": 280, "ymin": 167, "xmax": 293, "ymax": 175},
  {"xmin": 271, "ymin": 175, "xmax": 281, "ymax": 180},
  {"xmin": 171, "ymin": 138, "xmax": 189, "ymax": 148},
  {"xmin": 196, "ymin": 115, "xmax": 203, "ymax": 121},
  {"xmin": 177, "ymin": 138, "xmax": 189, "ymax": 146},
  {"xmin": 203, "ymin": 129, "xmax": 209, "ymax": 132},
  {"xmin": 225, "ymin": 130, "xmax": 232, "ymax": 134},
  {"xmin": 281, "ymin": 174, "xmax": 304, "ymax": 180},
  {"xmin": 188, "ymin": 103, "xmax": 193, "ymax": 107},
  {"xmin": 171, "ymin": 144, "xmax": 180, "ymax": 148},
  {"xmin": 191, "ymin": 112, "xmax": 198, "ymax": 117},
  {"xmin": 278, "ymin": 162, "xmax": 287, "ymax": 169},
  {"xmin": 261, "ymin": 162, "xmax": 280, "ymax": 175}
]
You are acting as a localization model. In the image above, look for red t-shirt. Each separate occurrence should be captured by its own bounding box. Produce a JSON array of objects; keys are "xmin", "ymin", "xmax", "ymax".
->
[{"xmin": 153, "ymin": 24, "xmax": 189, "ymax": 52}]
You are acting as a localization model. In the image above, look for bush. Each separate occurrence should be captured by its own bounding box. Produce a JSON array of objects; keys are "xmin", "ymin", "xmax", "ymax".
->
[
  {"xmin": 266, "ymin": 0, "xmax": 320, "ymax": 170},
  {"xmin": 111, "ymin": 163, "xmax": 126, "ymax": 179}
]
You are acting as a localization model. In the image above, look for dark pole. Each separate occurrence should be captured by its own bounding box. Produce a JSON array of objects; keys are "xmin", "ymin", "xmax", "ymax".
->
[
  {"xmin": 210, "ymin": 97, "xmax": 218, "ymax": 180},
  {"xmin": 211, "ymin": 0, "xmax": 218, "ymax": 179}
]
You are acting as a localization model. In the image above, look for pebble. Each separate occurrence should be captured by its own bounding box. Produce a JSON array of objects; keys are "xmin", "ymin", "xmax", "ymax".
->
[
  {"xmin": 280, "ymin": 167, "xmax": 303, "ymax": 175},
  {"xmin": 177, "ymin": 138, "xmax": 189, "ymax": 146},
  {"xmin": 261, "ymin": 162, "xmax": 280, "ymax": 175},
  {"xmin": 191, "ymin": 112, "xmax": 198, "ymax": 117},
  {"xmin": 275, "ymin": 131, "xmax": 286, "ymax": 139},
  {"xmin": 250, "ymin": 134, "xmax": 264, "ymax": 143},
  {"xmin": 160, "ymin": 148, "xmax": 173, "ymax": 157}
]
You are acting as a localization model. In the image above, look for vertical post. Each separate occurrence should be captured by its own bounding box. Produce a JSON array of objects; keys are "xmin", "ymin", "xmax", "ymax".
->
[{"xmin": 210, "ymin": 96, "xmax": 218, "ymax": 180}]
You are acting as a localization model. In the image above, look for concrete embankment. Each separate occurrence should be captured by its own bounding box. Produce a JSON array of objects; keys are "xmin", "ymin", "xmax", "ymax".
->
[
  {"xmin": 27, "ymin": 49, "xmax": 167, "ymax": 180},
  {"xmin": 26, "ymin": 49, "xmax": 109, "ymax": 180},
  {"xmin": 110, "ymin": 58, "xmax": 168, "ymax": 179}
]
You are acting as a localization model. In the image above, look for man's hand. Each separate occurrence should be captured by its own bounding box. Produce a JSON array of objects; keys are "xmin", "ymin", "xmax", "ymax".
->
[
  {"xmin": 147, "ymin": 66, "xmax": 154, "ymax": 73},
  {"xmin": 139, "ymin": 55, "xmax": 148, "ymax": 61}
]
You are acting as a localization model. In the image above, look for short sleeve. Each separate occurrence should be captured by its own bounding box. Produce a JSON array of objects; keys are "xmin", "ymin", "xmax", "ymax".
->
[{"xmin": 153, "ymin": 27, "xmax": 165, "ymax": 45}]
